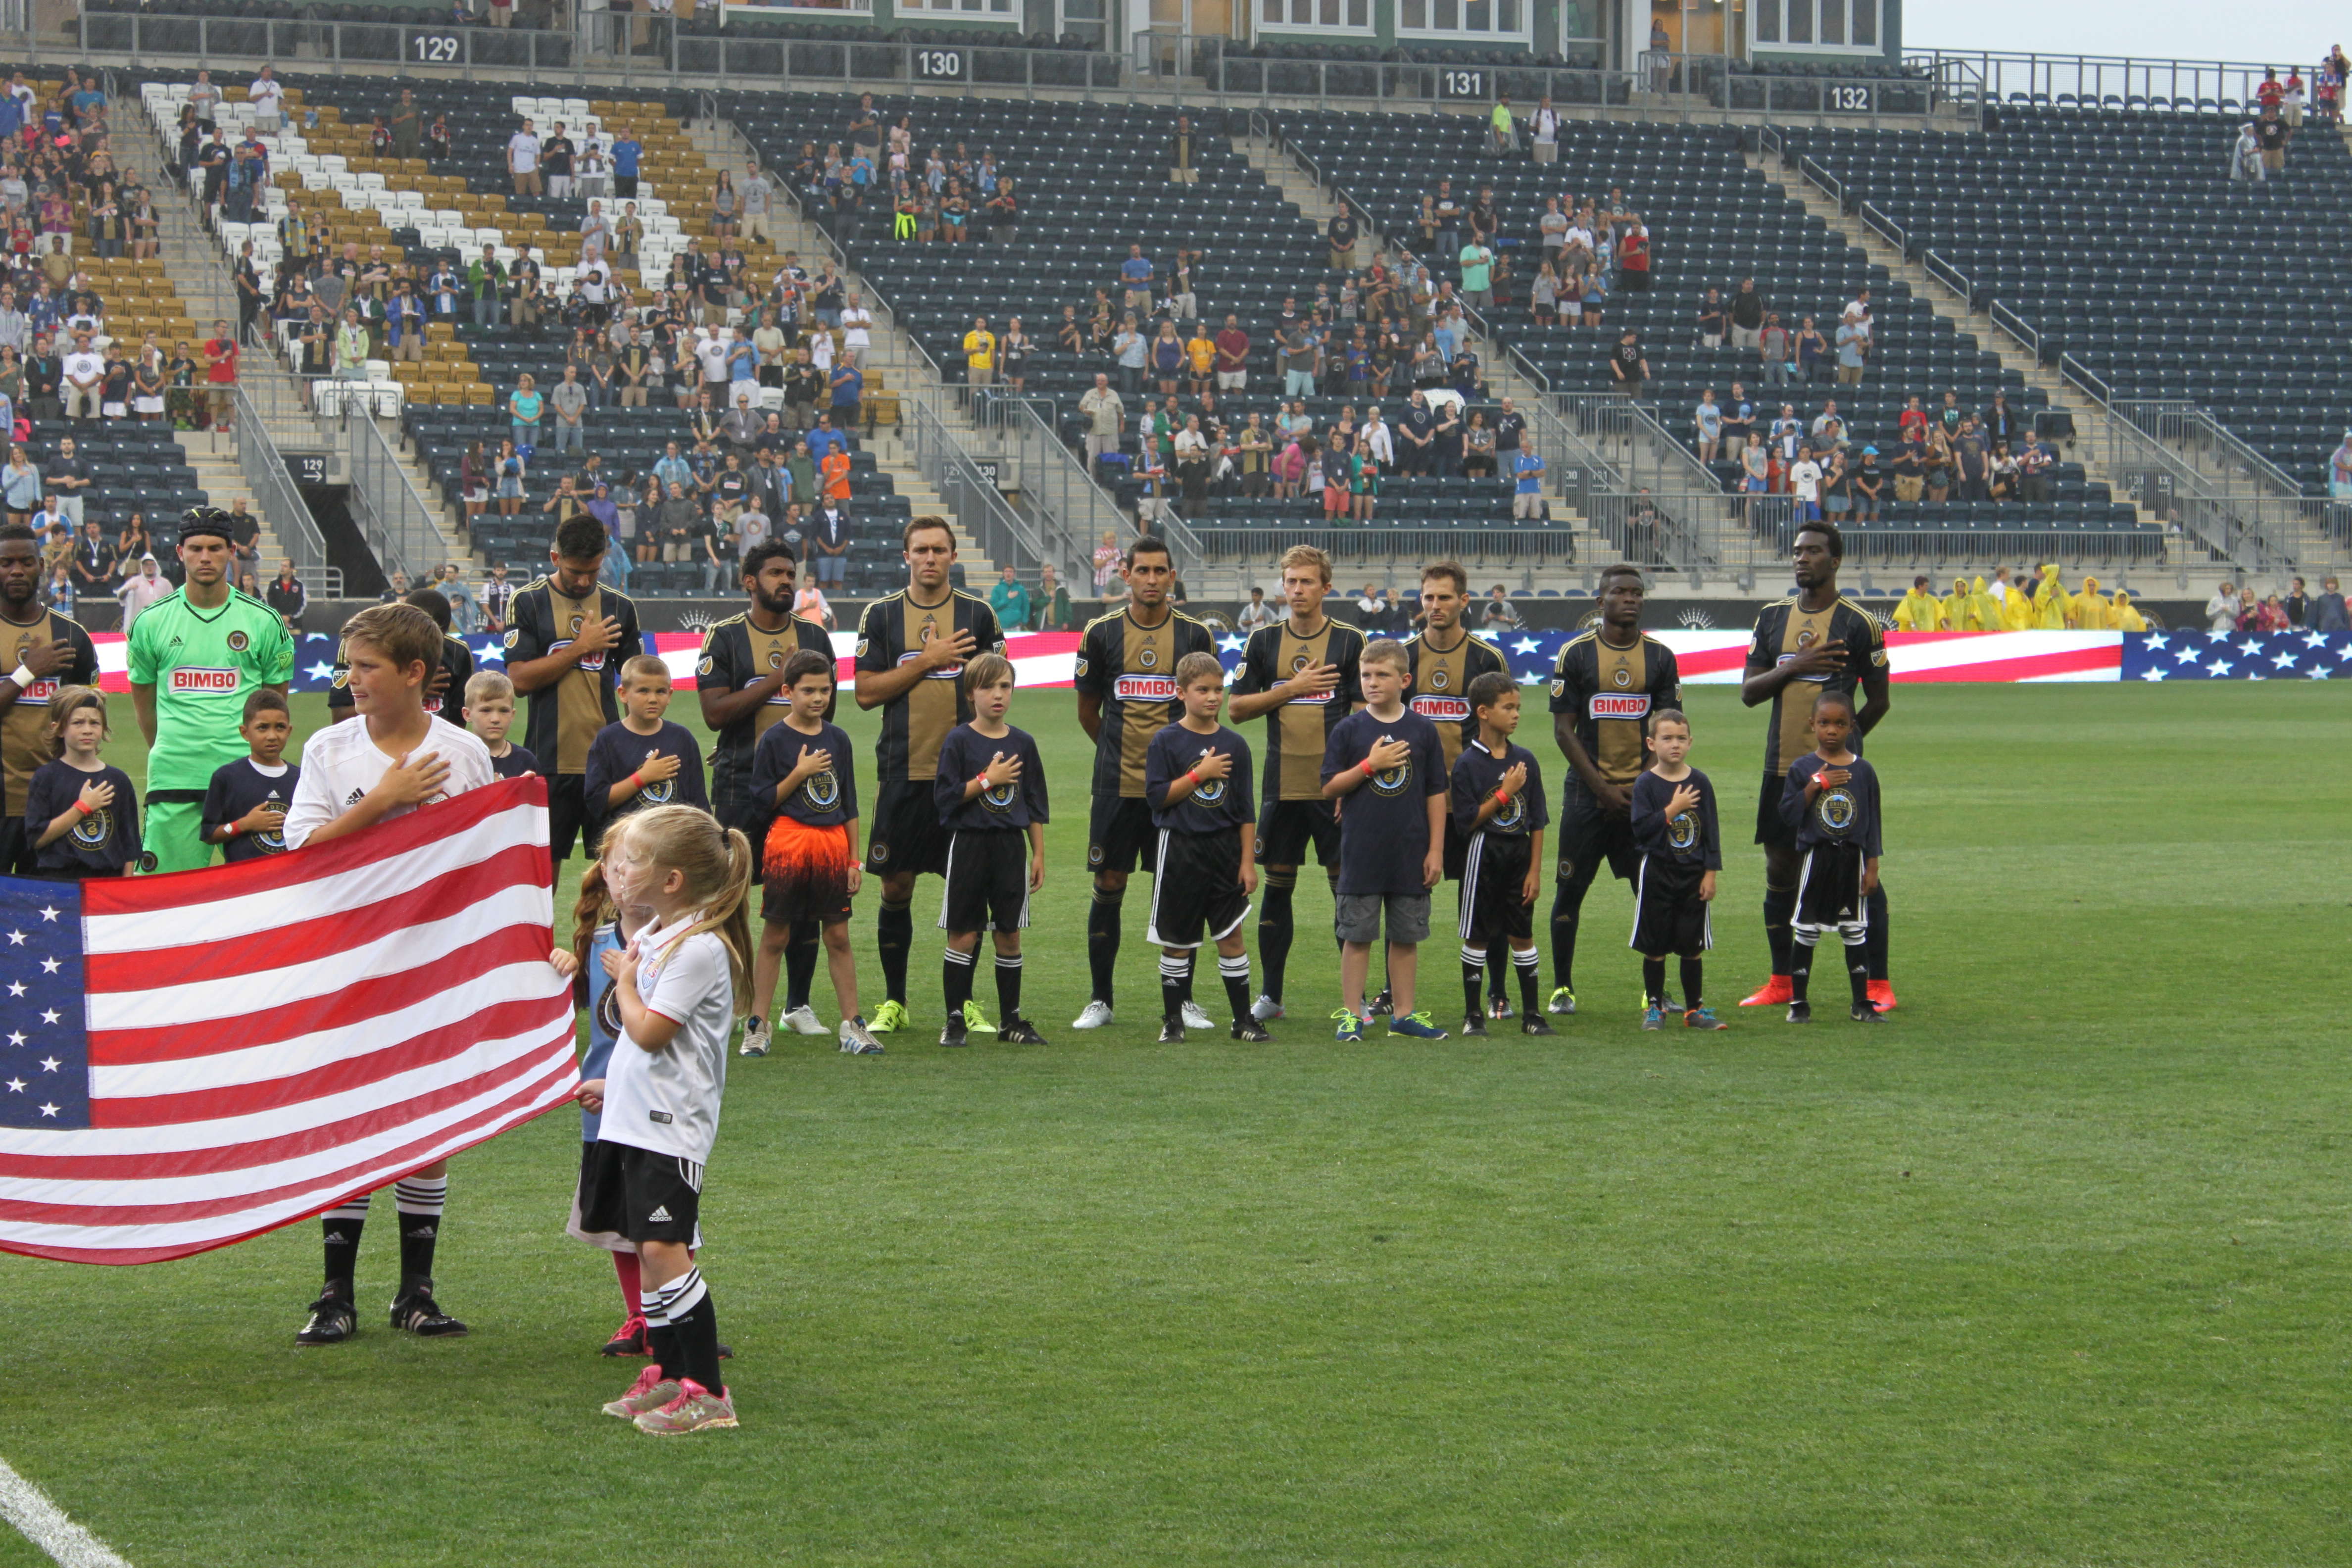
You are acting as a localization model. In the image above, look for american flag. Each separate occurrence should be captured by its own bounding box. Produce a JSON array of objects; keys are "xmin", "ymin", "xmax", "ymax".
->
[
  {"xmin": 2120, "ymin": 630, "xmax": 2352, "ymax": 681},
  {"xmin": 0, "ymin": 779, "xmax": 579, "ymax": 1265}
]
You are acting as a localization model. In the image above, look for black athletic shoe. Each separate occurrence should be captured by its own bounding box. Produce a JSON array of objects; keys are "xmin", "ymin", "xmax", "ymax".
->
[
  {"xmin": 1368, "ymin": 987, "xmax": 1393, "ymax": 1017},
  {"xmin": 998, "ymin": 1017, "xmax": 1049, "ymax": 1046},
  {"xmin": 1157, "ymin": 1016, "xmax": 1186, "ymax": 1043},
  {"xmin": 1786, "ymin": 1001, "xmax": 1813, "ymax": 1024},
  {"xmin": 1461, "ymin": 1015, "xmax": 1489, "ymax": 1038},
  {"xmin": 295, "ymin": 1288, "xmax": 356, "ymax": 1347},
  {"xmin": 1230, "ymin": 1018, "xmax": 1274, "ymax": 1042},
  {"xmin": 389, "ymin": 1287, "xmax": 468, "ymax": 1338},
  {"xmin": 1519, "ymin": 1016, "xmax": 1558, "ymax": 1036},
  {"xmin": 1488, "ymin": 994, "xmax": 1515, "ymax": 1020},
  {"xmin": 939, "ymin": 1014, "xmax": 969, "ymax": 1047},
  {"xmin": 717, "ymin": 1342, "xmax": 734, "ymax": 1360},
  {"xmin": 1850, "ymin": 1003, "xmax": 1883, "ymax": 1024}
]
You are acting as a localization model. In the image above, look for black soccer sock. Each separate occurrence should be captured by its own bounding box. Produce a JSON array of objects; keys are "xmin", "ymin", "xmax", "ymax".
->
[
  {"xmin": 1789, "ymin": 936, "xmax": 1815, "ymax": 1004},
  {"xmin": 1489, "ymin": 944, "xmax": 1510, "ymax": 1004},
  {"xmin": 942, "ymin": 945, "xmax": 975, "ymax": 1015},
  {"xmin": 1460, "ymin": 944, "xmax": 1485, "ymax": 1021},
  {"xmin": 1862, "ymin": 883, "xmax": 1889, "ymax": 982},
  {"xmin": 994, "ymin": 952, "xmax": 1024, "ymax": 1021},
  {"xmin": 1641, "ymin": 957, "xmax": 1666, "ymax": 1007},
  {"xmin": 659, "ymin": 1268, "xmax": 724, "ymax": 1393},
  {"xmin": 1513, "ymin": 946, "xmax": 1542, "ymax": 1015},
  {"xmin": 638, "ymin": 1285, "xmax": 678, "ymax": 1382},
  {"xmin": 1325, "ymin": 870, "xmax": 1342, "ymax": 954},
  {"xmin": 1847, "ymin": 942, "xmax": 1872, "ymax": 1009},
  {"xmin": 1218, "ymin": 953, "xmax": 1252, "ymax": 1024},
  {"xmin": 1179, "ymin": 950, "xmax": 1198, "ymax": 1004},
  {"xmin": 783, "ymin": 920, "xmax": 821, "ymax": 1012},
  {"xmin": 392, "ymin": 1174, "xmax": 446, "ymax": 1294},
  {"xmin": 1680, "ymin": 956, "xmax": 1705, "ymax": 1012},
  {"xmin": 1258, "ymin": 869, "xmax": 1296, "ymax": 1002},
  {"xmin": 1550, "ymin": 871, "xmax": 1594, "ymax": 990},
  {"xmin": 1764, "ymin": 884, "xmax": 1797, "ymax": 978},
  {"xmin": 321, "ymin": 1194, "xmax": 369, "ymax": 1292},
  {"xmin": 1161, "ymin": 952, "xmax": 1189, "ymax": 1024},
  {"xmin": 1086, "ymin": 886, "xmax": 1124, "ymax": 1005},
  {"xmin": 878, "ymin": 896, "xmax": 914, "ymax": 1005}
]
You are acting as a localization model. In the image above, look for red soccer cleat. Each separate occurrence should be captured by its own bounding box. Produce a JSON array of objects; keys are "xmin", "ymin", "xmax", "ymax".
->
[
  {"xmin": 1738, "ymin": 975, "xmax": 1793, "ymax": 1007},
  {"xmin": 602, "ymin": 1313, "xmax": 649, "ymax": 1357},
  {"xmin": 1866, "ymin": 980, "xmax": 1897, "ymax": 1013}
]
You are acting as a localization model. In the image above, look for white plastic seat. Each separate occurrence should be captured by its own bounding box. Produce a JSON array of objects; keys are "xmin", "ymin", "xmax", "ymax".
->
[
  {"xmin": 363, "ymin": 358, "xmax": 392, "ymax": 380},
  {"xmin": 316, "ymin": 153, "xmax": 346, "ymax": 173},
  {"xmin": 301, "ymin": 172, "xmax": 329, "ymax": 192},
  {"xmin": 417, "ymin": 226, "xmax": 449, "ymax": 250},
  {"xmin": 355, "ymin": 171, "xmax": 385, "ymax": 192},
  {"xmin": 434, "ymin": 208, "xmax": 464, "ymax": 227}
]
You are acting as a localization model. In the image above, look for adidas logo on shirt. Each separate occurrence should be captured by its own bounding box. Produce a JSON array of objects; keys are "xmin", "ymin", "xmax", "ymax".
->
[
  {"xmin": 646, "ymin": 1206, "xmax": 672, "ymax": 1223},
  {"xmin": 344, "ymin": 787, "xmax": 366, "ymax": 806}
]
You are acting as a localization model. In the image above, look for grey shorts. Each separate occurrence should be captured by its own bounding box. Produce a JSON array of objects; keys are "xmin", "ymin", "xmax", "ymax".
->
[{"xmin": 1334, "ymin": 892, "xmax": 1430, "ymax": 945}]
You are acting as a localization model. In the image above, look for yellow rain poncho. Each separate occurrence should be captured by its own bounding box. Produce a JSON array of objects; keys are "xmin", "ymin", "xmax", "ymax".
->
[
  {"xmin": 2071, "ymin": 574, "xmax": 2112, "ymax": 630},
  {"xmin": 1892, "ymin": 583, "xmax": 1943, "ymax": 631},
  {"xmin": 2111, "ymin": 589, "xmax": 2148, "ymax": 633},
  {"xmin": 1997, "ymin": 578, "xmax": 2034, "ymax": 631},
  {"xmin": 2031, "ymin": 564, "xmax": 2069, "ymax": 629},
  {"xmin": 1943, "ymin": 575, "xmax": 1999, "ymax": 630}
]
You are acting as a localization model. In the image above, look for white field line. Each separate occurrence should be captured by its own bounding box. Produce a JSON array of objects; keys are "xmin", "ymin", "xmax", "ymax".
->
[{"xmin": 0, "ymin": 1457, "xmax": 131, "ymax": 1568}]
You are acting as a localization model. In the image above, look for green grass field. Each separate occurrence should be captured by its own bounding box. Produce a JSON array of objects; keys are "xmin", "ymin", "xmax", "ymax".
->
[{"xmin": 3, "ymin": 683, "xmax": 2349, "ymax": 1567}]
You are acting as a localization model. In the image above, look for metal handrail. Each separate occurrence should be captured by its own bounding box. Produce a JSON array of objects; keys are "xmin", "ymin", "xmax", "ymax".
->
[
  {"xmin": 1797, "ymin": 155, "xmax": 1846, "ymax": 212},
  {"xmin": 1989, "ymin": 300, "xmax": 2041, "ymax": 364},
  {"xmin": 1921, "ymin": 248, "xmax": 1974, "ymax": 305},
  {"xmin": 902, "ymin": 382, "xmax": 1045, "ymax": 578},
  {"xmin": 1908, "ymin": 49, "xmax": 2325, "ymax": 115},
  {"xmin": 343, "ymin": 406, "xmax": 454, "ymax": 585},
  {"xmin": 229, "ymin": 382, "xmax": 332, "ymax": 578},
  {"xmin": 1858, "ymin": 199, "xmax": 1909, "ymax": 258}
]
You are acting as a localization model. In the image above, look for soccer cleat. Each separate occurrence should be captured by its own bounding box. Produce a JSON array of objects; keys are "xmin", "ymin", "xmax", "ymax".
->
[
  {"xmin": 781, "ymin": 1004, "xmax": 827, "ymax": 1035},
  {"xmin": 867, "ymin": 999, "xmax": 910, "ymax": 1034},
  {"xmin": 1641, "ymin": 1003, "xmax": 1666, "ymax": 1031},
  {"xmin": 1158, "ymin": 1016, "xmax": 1186, "ymax": 1044},
  {"xmin": 635, "ymin": 1378, "xmax": 738, "ymax": 1435},
  {"xmin": 1230, "ymin": 1018, "xmax": 1274, "ymax": 1042},
  {"xmin": 1867, "ymin": 980, "xmax": 1898, "ymax": 1013},
  {"xmin": 295, "ymin": 1288, "xmax": 356, "ymax": 1347},
  {"xmin": 960, "ymin": 1000, "xmax": 999, "ymax": 1034},
  {"xmin": 1387, "ymin": 1011, "xmax": 1449, "ymax": 1040},
  {"xmin": 1657, "ymin": 993, "xmax": 1683, "ymax": 1013},
  {"xmin": 602, "ymin": 1365, "xmax": 680, "ymax": 1420},
  {"xmin": 1519, "ymin": 1015, "xmax": 1558, "ymax": 1036},
  {"xmin": 736, "ymin": 1017, "xmax": 769, "ymax": 1057},
  {"xmin": 389, "ymin": 1285, "xmax": 468, "ymax": 1338},
  {"xmin": 1179, "ymin": 999, "xmax": 1215, "ymax": 1031},
  {"xmin": 1684, "ymin": 1007, "xmax": 1730, "ymax": 1031},
  {"xmin": 1786, "ymin": 1001, "xmax": 1813, "ymax": 1024},
  {"xmin": 1461, "ymin": 1015, "xmax": 1490, "ymax": 1038},
  {"xmin": 998, "ymin": 1017, "xmax": 1049, "ymax": 1045},
  {"xmin": 1250, "ymin": 993, "xmax": 1286, "ymax": 1022},
  {"xmin": 601, "ymin": 1314, "xmax": 649, "ymax": 1357},
  {"xmin": 1850, "ymin": 1002, "xmax": 1883, "ymax": 1024},
  {"xmin": 1368, "ymin": 987, "xmax": 1393, "ymax": 1017},
  {"xmin": 1331, "ymin": 1007, "xmax": 1365, "ymax": 1043},
  {"xmin": 1546, "ymin": 987, "xmax": 1577, "ymax": 1016},
  {"xmin": 838, "ymin": 1017, "xmax": 884, "ymax": 1054},
  {"xmin": 1488, "ymin": 994, "xmax": 1515, "ymax": 1020},
  {"xmin": 1070, "ymin": 1000, "xmax": 1116, "ymax": 1030},
  {"xmin": 1740, "ymin": 975, "xmax": 1794, "ymax": 1007},
  {"xmin": 938, "ymin": 1013, "xmax": 969, "ymax": 1048}
]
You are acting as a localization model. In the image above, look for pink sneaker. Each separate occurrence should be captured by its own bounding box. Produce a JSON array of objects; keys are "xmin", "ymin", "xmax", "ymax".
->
[
  {"xmin": 600, "ymin": 1364, "xmax": 679, "ymax": 1420},
  {"xmin": 634, "ymin": 1378, "xmax": 738, "ymax": 1435}
]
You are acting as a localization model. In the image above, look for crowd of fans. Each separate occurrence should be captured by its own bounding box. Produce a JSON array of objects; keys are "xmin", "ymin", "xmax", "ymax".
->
[
  {"xmin": 2207, "ymin": 573, "xmax": 2349, "ymax": 634},
  {"xmin": 2230, "ymin": 58, "xmax": 2342, "ymax": 185}
]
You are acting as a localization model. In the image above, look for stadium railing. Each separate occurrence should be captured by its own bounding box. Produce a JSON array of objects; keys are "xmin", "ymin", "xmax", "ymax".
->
[
  {"xmin": 342, "ymin": 407, "xmax": 454, "ymax": 588},
  {"xmin": 1908, "ymin": 50, "xmax": 2317, "ymax": 112},
  {"xmin": 231, "ymin": 383, "xmax": 342, "ymax": 599},
  {"xmin": 2087, "ymin": 391, "xmax": 2342, "ymax": 576}
]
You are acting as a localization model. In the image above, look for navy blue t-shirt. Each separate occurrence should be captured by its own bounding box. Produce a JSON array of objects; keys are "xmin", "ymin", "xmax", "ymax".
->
[
  {"xmin": 490, "ymin": 742, "xmax": 539, "ymax": 780},
  {"xmin": 1320, "ymin": 706, "xmax": 1446, "ymax": 896},
  {"xmin": 1449, "ymin": 740, "xmax": 1549, "ymax": 838},
  {"xmin": 583, "ymin": 718, "xmax": 709, "ymax": 833},
  {"xmin": 1779, "ymin": 753, "xmax": 1881, "ymax": 857},
  {"xmin": 201, "ymin": 757, "xmax": 300, "ymax": 863},
  {"xmin": 932, "ymin": 722, "xmax": 1049, "ymax": 832},
  {"xmin": 24, "ymin": 759, "xmax": 140, "ymax": 877},
  {"xmin": 1629, "ymin": 766, "xmax": 1722, "ymax": 870},
  {"xmin": 1144, "ymin": 721, "xmax": 1256, "ymax": 835},
  {"xmin": 751, "ymin": 718, "xmax": 859, "ymax": 828}
]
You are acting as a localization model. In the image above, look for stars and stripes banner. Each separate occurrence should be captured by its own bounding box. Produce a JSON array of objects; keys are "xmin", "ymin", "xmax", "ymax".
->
[
  {"xmin": 0, "ymin": 778, "xmax": 578, "ymax": 1266},
  {"xmin": 2119, "ymin": 630, "xmax": 2352, "ymax": 681}
]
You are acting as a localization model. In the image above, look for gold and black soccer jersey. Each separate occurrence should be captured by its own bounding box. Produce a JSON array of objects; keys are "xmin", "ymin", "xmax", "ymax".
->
[
  {"xmin": 1073, "ymin": 606, "xmax": 1216, "ymax": 797},
  {"xmin": 1745, "ymin": 596, "xmax": 1888, "ymax": 777},
  {"xmin": 506, "ymin": 579, "xmax": 644, "ymax": 776},
  {"xmin": 1549, "ymin": 631, "xmax": 1683, "ymax": 787},
  {"xmin": 0, "ymin": 610, "xmax": 98, "ymax": 814},
  {"xmin": 1229, "ymin": 616, "xmax": 1365, "ymax": 801},
  {"xmin": 854, "ymin": 588, "xmax": 1006, "ymax": 783},
  {"xmin": 1405, "ymin": 629, "xmax": 1508, "ymax": 772},
  {"xmin": 699, "ymin": 609, "xmax": 835, "ymax": 818}
]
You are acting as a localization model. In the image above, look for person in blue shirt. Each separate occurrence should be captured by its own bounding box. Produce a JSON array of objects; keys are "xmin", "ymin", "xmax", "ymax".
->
[
  {"xmin": 1627, "ymin": 707, "xmax": 1725, "ymax": 1030},
  {"xmin": 805, "ymin": 415, "xmax": 847, "ymax": 462},
  {"xmin": 583, "ymin": 655, "xmax": 710, "ymax": 851},
  {"xmin": 1513, "ymin": 439, "xmax": 1546, "ymax": 520},
  {"xmin": 830, "ymin": 360, "xmax": 862, "ymax": 420},
  {"xmin": 652, "ymin": 439, "xmax": 692, "ymax": 496},
  {"xmin": 610, "ymin": 127, "xmax": 642, "ymax": 199},
  {"xmin": 1119, "ymin": 244, "xmax": 1154, "ymax": 315}
]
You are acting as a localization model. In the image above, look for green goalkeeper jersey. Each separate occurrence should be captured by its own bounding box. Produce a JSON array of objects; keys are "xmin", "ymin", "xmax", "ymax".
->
[{"xmin": 126, "ymin": 587, "xmax": 296, "ymax": 791}]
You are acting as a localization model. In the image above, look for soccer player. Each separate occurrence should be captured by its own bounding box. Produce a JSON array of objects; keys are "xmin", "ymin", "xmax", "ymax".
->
[
  {"xmin": 1403, "ymin": 559, "xmax": 1506, "ymax": 1016},
  {"xmin": 1628, "ymin": 708, "xmax": 1726, "ymax": 1030},
  {"xmin": 506, "ymin": 514, "xmax": 645, "ymax": 883},
  {"xmin": 1449, "ymin": 671, "xmax": 1554, "ymax": 1038},
  {"xmin": 931, "ymin": 652, "xmax": 1048, "ymax": 1047},
  {"xmin": 25, "ymin": 685, "xmax": 138, "ymax": 879},
  {"xmin": 284, "ymin": 603, "xmax": 496, "ymax": 1345},
  {"xmin": 698, "ymin": 540, "xmax": 835, "ymax": 1039},
  {"xmin": 330, "ymin": 588, "xmax": 474, "ymax": 723},
  {"xmin": 1736, "ymin": 522, "xmax": 1891, "ymax": 1011},
  {"xmin": 1320, "ymin": 637, "xmax": 1448, "ymax": 1042},
  {"xmin": 745, "ymin": 648, "xmax": 880, "ymax": 1056},
  {"xmin": 464, "ymin": 669, "xmax": 539, "ymax": 779},
  {"xmin": 1545, "ymin": 564, "xmax": 1682, "ymax": 1015},
  {"xmin": 584, "ymin": 654, "xmax": 710, "ymax": 850},
  {"xmin": 0, "ymin": 520, "xmax": 98, "ymax": 875},
  {"xmin": 1776, "ymin": 689, "xmax": 1882, "ymax": 1024},
  {"xmin": 1071, "ymin": 534, "xmax": 1214, "ymax": 1030},
  {"xmin": 127, "ymin": 507, "xmax": 295, "ymax": 872},
  {"xmin": 1141, "ymin": 650, "xmax": 1272, "ymax": 1044},
  {"xmin": 1227, "ymin": 543, "xmax": 1364, "ymax": 1022},
  {"xmin": 578, "ymin": 806, "xmax": 756, "ymax": 1435},
  {"xmin": 852, "ymin": 517, "xmax": 1007, "ymax": 1034},
  {"xmin": 199, "ymin": 688, "xmax": 298, "ymax": 861}
]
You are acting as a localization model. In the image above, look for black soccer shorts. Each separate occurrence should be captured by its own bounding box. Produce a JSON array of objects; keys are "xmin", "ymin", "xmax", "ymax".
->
[
  {"xmin": 1458, "ymin": 830, "xmax": 1536, "ymax": 946},
  {"xmin": 1255, "ymin": 797, "xmax": 1341, "ymax": 867},
  {"xmin": 865, "ymin": 777, "xmax": 952, "ymax": 878},
  {"xmin": 1754, "ymin": 769, "xmax": 1799, "ymax": 852},
  {"xmin": 939, "ymin": 827, "xmax": 1030, "ymax": 932},
  {"xmin": 1145, "ymin": 828, "xmax": 1253, "ymax": 949},
  {"xmin": 1556, "ymin": 779, "xmax": 1638, "ymax": 884},
  {"xmin": 547, "ymin": 773, "xmax": 588, "ymax": 864},
  {"xmin": 576, "ymin": 1139, "xmax": 703, "ymax": 1246},
  {"xmin": 1629, "ymin": 855, "xmax": 1714, "ymax": 957},
  {"xmin": 1087, "ymin": 792, "xmax": 1158, "ymax": 876}
]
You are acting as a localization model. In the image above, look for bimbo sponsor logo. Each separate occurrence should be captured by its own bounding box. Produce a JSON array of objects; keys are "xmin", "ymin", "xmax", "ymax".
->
[
  {"xmin": 169, "ymin": 667, "xmax": 239, "ymax": 693},
  {"xmin": 1114, "ymin": 674, "xmax": 1179, "ymax": 702},
  {"xmin": 1588, "ymin": 693, "xmax": 1652, "ymax": 719},
  {"xmin": 1410, "ymin": 695, "xmax": 1470, "ymax": 720}
]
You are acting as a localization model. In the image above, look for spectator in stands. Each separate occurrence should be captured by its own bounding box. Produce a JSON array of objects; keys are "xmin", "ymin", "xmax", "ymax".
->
[
  {"xmin": 2259, "ymin": 106, "xmax": 2290, "ymax": 173},
  {"xmin": 508, "ymin": 118, "xmax": 542, "ymax": 197},
  {"xmin": 1480, "ymin": 585, "xmax": 1520, "ymax": 633},
  {"xmin": 59, "ymin": 330, "xmax": 99, "ymax": 422},
  {"xmin": 493, "ymin": 439, "xmax": 527, "ymax": 519},
  {"xmin": 1609, "ymin": 330, "xmax": 1649, "ymax": 402},
  {"xmin": 1834, "ymin": 313, "xmax": 1868, "ymax": 386},
  {"xmin": 2229, "ymin": 122, "xmax": 2265, "ymax": 185},
  {"xmin": 1693, "ymin": 388, "xmax": 1720, "ymax": 463},
  {"xmin": 1759, "ymin": 312, "xmax": 1791, "ymax": 386},
  {"xmin": 2327, "ymin": 430, "xmax": 2352, "ymax": 501},
  {"xmin": 541, "ymin": 365, "xmax": 587, "ymax": 454},
  {"xmin": 2313, "ymin": 576, "xmax": 2349, "ymax": 632},
  {"xmin": 985, "ymin": 564, "xmax": 1030, "ymax": 632},
  {"xmin": 1793, "ymin": 315, "xmax": 1830, "ymax": 384},
  {"xmin": 1617, "ymin": 218, "xmax": 1651, "ymax": 294},
  {"xmin": 962, "ymin": 315, "xmax": 996, "ymax": 389}
]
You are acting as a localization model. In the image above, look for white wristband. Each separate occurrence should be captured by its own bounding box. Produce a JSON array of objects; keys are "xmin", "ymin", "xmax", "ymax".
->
[{"xmin": 6, "ymin": 664, "xmax": 31, "ymax": 690}]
